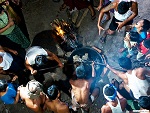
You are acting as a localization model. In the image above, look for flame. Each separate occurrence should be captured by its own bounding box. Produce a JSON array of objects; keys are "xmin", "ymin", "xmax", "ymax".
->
[{"xmin": 56, "ymin": 26, "xmax": 65, "ymax": 37}]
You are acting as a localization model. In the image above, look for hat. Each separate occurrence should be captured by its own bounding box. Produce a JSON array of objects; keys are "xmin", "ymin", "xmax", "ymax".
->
[
  {"xmin": 35, "ymin": 55, "xmax": 48, "ymax": 67},
  {"xmin": 26, "ymin": 80, "xmax": 43, "ymax": 99},
  {"xmin": 118, "ymin": 1, "xmax": 130, "ymax": 14},
  {"xmin": 103, "ymin": 84, "xmax": 117, "ymax": 101}
]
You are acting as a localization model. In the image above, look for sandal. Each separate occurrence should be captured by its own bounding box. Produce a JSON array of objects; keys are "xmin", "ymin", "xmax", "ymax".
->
[
  {"xmin": 145, "ymin": 62, "xmax": 150, "ymax": 67},
  {"xmin": 59, "ymin": 3, "xmax": 66, "ymax": 11},
  {"xmin": 91, "ymin": 13, "xmax": 96, "ymax": 20},
  {"xmin": 99, "ymin": 36, "xmax": 106, "ymax": 43}
]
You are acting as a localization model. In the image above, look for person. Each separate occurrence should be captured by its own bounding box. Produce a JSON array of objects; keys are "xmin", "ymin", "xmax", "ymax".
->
[
  {"xmin": 101, "ymin": 84, "xmax": 127, "ymax": 113},
  {"xmin": 19, "ymin": 80, "xmax": 48, "ymax": 113},
  {"xmin": 96, "ymin": 0, "xmax": 114, "ymax": 23},
  {"xmin": 138, "ymin": 96, "xmax": 150, "ymax": 112},
  {"xmin": 0, "ymin": 79, "xmax": 22, "ymax": 104},
  {"xmin": 45, "ymin": 85, "xmax": 70, "ymax": 113},
  {"xmin": 0, "ymin": 45, "xmax": 28, "ymax": 85},
  {"xmin": 0, "ymin": 0, "xmax": 30, "ymax": 40},
  {"xmin": 69, "ymin": 62, "xmax": 99, "ymax": 112},
  {"xmin": 106, "ymin": 57, "xmax": 150, "ymax": 100},
  {"xmin": 120, "ymin": 19, "xmax": 150, "ymax": 57},
  {"xmin": 60, "ymin": 0, "xmax": 96, "ymax": 20},
  {"xmin": 25, "ymin": 46, "xmax": 63, "ymax": 75},
  {"xmin": 97, "ymin": 0, "xmax": 138, "ymax": 43},
  {"xmin": 0, "ymin": 6, "xmax": 30, "ymax": 49}
]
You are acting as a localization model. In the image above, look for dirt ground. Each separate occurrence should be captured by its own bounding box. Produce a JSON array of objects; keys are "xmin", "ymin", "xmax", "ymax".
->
[{"xmin": 0, "ymin": 0, "xmax": 150, "ymax": 113}]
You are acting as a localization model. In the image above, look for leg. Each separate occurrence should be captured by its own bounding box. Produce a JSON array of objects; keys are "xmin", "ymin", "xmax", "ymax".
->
[{"xmin": 88, "ymin": 5, "xmax": 96, "ymax": 20}]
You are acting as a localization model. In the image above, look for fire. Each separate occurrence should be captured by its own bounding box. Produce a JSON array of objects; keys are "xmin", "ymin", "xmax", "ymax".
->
[{"xmin": 55, "ymin": 26, "xmax": 65, "ymax": 38}]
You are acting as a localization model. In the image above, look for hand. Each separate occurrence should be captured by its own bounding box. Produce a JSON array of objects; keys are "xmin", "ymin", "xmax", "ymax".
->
[
  {"xmin": 31, "ymin": 69, "xmax": 37, "ymax": 75},
  {"xmin": 59, "ymin": 63, "xmax": 63, "ymax": 68},
  {"xmin": 12, "ymin": 50, "xmax": 18, "ymax": 55},
  {"xmin": 116, "ymin": 22, "xmax": 124, "ymax": 32},
  {"xmin": 96, "ymin": 5, "xmax": 102, "ymax": 11},
  {"xmin": 98, "ymin": 25, "xmax": 105, "ymax": 35},
  {"xmin": 8, "ymin": 20, "xmax": 14, "ymax": 27},
  {"xmin": 17, "ymin": 85, "xmax": 23, "ymax": 91},
  {"xmin": 11, "ymin": 75, "xmax": 18, "ymax": 81},
  {"xmin": 145, "ymin": 54, "xmax": 150, "ymax": 59}
]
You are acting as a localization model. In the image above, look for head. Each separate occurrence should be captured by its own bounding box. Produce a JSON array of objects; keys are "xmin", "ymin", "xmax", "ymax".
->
[
  {"xmin": 118, "ymin": 57, "xmax": 132, "ymax": 70},
  {"xmin": 47, "ymin": 85, "xmax": 59, "ymax": 100},
  {"xmin": 26, "ymin": 80, "xmax": 43, "ymax": 99},
  {"xmin": 138, "ymin": 96, "xmax": 150, "ymax": 110},
  {"xmin": 0, "ymin": 6, "xmax": 4, "ymax": 14},
  {"xmin": 135, "ymin": 19, "xmax": 150, "ymax": 31},
  {"xmin": 143, "ymin": 39, "xmax": 150, "ymax": 49},
  {"xmin": 103, "ymin": 84, "xmax": 117, "ymax": 101},
  {"xmin": 0, "ymin": 80, "xmax": 8, "ymax": 92},
  {"xmin": 118, "ymin": 1, "xmax": 131, "ymax": 14},
  {"xmin": 75, "ymin": 64, "xmax": 86, "ymax": 79},
  {"xmin": 35, "ymin": 55, "xmax": 48, "ymax": 67},
  {"xmin": 129, "ymin": 31, "xmax": 140, "ymax": 42}
]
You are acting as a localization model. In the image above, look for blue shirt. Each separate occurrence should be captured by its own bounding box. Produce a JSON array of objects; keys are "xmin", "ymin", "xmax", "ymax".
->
[
  {"xmin": 132, "ymin": 27, "xmax": 147, "ymax": 43},
  {"xmin": 0, "ymin": 83, "xmax": 17, "ymax": 104}
]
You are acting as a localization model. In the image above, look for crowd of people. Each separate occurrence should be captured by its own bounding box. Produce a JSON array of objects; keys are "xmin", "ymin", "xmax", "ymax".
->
[{"xmin": 0, "ymin": 0, "xmax": 150, "ymax": 113}]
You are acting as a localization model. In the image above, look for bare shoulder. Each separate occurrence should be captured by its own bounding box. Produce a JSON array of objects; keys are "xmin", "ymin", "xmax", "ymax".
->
[
  {"xmin": 101, "ymin": 105, "xmax": 111, "ymax": 113},
  {"xmin": 57, "ymin": 103, "xmax": 69, "ymax": 113}
]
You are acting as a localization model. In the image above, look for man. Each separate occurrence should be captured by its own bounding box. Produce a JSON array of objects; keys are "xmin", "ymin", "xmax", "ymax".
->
[
  {"xmin": 97, "ymin": 0, "xmax": 138, "ymax": 43},
  {"xmin": 19, "ymin": 80, "xmax": 48, "ymax": 113},
  {"xmin": 106, "ymin": 57, "xmax": 150, "ymax": 100},
  {"xmin": 101, "ymin": 84, "xmax": 127, "ymax": 113},
  {"xmin": 69, "ymin": 63, "xmax": 99, "ymax": 112},
  {"xmin": 0, "ymin": 45, "xmax": 28, "ymax": 85},
  {"xmin": 45, "ymin": 85, "xmax": 70, "ymax": 113},
  {"xmin": 25, "ymin": 46, "xmax": 63, "ymax": 75}
]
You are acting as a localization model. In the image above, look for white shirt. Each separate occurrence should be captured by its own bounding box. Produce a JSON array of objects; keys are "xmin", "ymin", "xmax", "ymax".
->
[
  {"xmin": 25, "ymin": 46, "xmax": 48, "ymax": 65},
  {"xmin": 0, "ymin": 52, "xmax": 13, "ymax": 70}
]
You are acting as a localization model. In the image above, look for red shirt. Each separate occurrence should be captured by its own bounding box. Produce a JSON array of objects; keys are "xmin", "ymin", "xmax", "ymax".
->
[{"xmin": 138, "ymin": 33, "xmax": 150, "ymax": 54}]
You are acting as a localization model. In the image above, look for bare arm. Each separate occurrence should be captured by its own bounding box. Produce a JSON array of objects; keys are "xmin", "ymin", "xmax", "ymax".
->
[
  {"xmin": 0, "ymin": 11, "xmax": 14, "ymax": 34},
  {"xmin": 0, "ymin": 46, "xmax": 18, "ymax": 55},
  {"xmin": 46, "ymin": 50, "xmax": 63, "ymax": 68},
  {"xmin": 106, "ymin": 64, "xmax": 126, "ymax": 80},
  {"xmin": 97, "ymin": 2, "xmax": 116, "ymax": 34},
  {"xmin": 25, "ymin": 59, "xmax": 37, "ymax": 75}
]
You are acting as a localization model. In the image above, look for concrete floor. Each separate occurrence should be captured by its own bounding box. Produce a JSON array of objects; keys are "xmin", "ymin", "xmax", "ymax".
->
[{"xmin": 0, "ymin": 0, "xmax": 150, "ymax": 112}]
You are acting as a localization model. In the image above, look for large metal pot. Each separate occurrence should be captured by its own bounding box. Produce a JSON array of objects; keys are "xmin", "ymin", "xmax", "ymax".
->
[{"xmin": 66, "ymin": 46, "xmax": 105, "ymax": 78}]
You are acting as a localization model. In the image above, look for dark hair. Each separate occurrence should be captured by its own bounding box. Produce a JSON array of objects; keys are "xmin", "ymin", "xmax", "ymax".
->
[
  {"xmin": 0, "ymin": 6, "xmax": 4, "ymax": 14},
  {"xmin": 139, "ymin": 96, "xmax": 150, "ymax": 110},
  {"xmin": 118, "ymin": 1, "xmax": 131, "ymax": 14},
  {"xmin": 143, "ymin": 19, "xmax": 150, "ymax": 31},
  {"xmin": 75, "ymin": 64, "xmax": 86, "ymax": 79},
  {"xmin": 35, "ymin": 55, "xmax": 48, "ymax": 67},
  {"xmin": 104, "ymin": 85, "xmax": 116, "ymax": 96},
  {"xmin": 0, "ymin": 80, "xmax": 8, "ymax": 92},
  {"xmin": 47, "ymin": 85, "xmax": 59, "ymax": 100},
  {"xmin": 143, "ymin": 39, "xmax": 150, "ymax": 49},
  {"xmin": 118, "ymin": 57, "xmax": 132, "ymax": 70},
  {"xmin": 129, "ymin": 31, "xmax": 140, "ymax": 42}
]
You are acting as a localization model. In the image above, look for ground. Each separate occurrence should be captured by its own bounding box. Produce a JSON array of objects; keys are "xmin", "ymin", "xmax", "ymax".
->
[{"xmin": 0, "ymin": 0, "xmax": 150, "ymax": 113}]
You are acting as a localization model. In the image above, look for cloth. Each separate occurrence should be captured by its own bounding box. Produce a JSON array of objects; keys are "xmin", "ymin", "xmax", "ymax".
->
[
  {"xmin": 0, "ymin": 51, "xmax": 13, "ymax": 70},
  {"xmin": 6, "ymin": 25, "xmax": 30, "ymax": 49},
  {"xmin": 131, "ymin": 27, "xmax": 147, "ymax": 43},
  {"xmin": 107, "ymin": 97, "xmax": 124, "ymax": 113},
  {"xmin": 0, "ymin": 12, "xmax": 15, "ymax": 35},
  {"xmin": 25, "ymin": 46, "xmax": 48, "ymax": 65},
  {"xmin": 125, "ymin": 70, "xmax": 149, "ymax": 99},
  {"xmin": 0, "ymin": 83, "xmax": 17, "ymax": 104},
  {"xmin": 109, "ymin": 16, "xmax": 133, "ymax": 31}
]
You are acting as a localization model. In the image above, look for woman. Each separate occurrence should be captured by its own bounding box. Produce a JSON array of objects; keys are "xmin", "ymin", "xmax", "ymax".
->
[{"xmin": 0, "ymin": 6, "xmax": 30, "ymax": 49}]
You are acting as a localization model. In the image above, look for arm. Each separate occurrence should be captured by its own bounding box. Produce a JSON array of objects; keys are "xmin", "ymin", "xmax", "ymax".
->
[
  {"xmin": 25, "ymin": 59, "xmax": 37, "ymax": 75},
  {"xmin": 91, "ymin": 62, "xmax": 95, "ymax": 77},
  {"xmin": 0, "ymin": 46, "xmax": 18, "ymax": 55},
  {"xmin": 13, "ymin": 85, "xmax": 23, "ymax": 104},
  {"xmin": 106, "ymin": 64, "xmax": 126, "ymax": 80},
  {"xmin": 97, "ymin": 0, "xmax": 104, "ymax": 11},
  {"xmin": 46, "ymin": 50, "xmax": 63, "ymax": 68},
  {"xmin": 97, "ymin": 2, "xmax": 116, "ymax": 35},
  {"xmin": 0, "ymin": 11, "xmax": 14, "ymax": 34}
]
